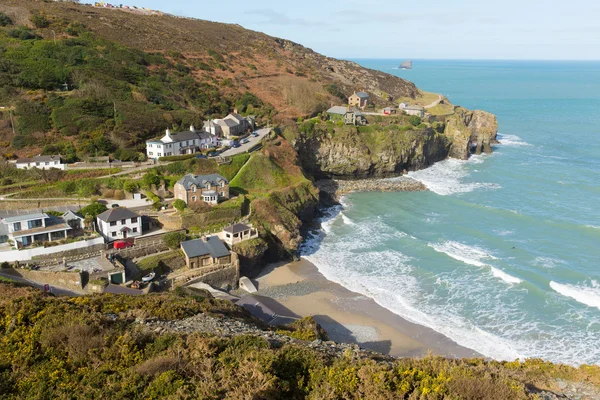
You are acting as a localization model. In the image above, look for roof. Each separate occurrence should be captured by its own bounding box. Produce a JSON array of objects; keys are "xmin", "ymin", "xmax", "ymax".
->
[
  {"xmin": 96, "ymin": 207, "xmax": 139, "ymax": 223},
  {"xmin": 326, "ymin": 106, "xmax": 348, "ymax": 115},
  {"xmin": 226, "ymin": 113, "xmax": 245, "ymax": 123},
  {"xmin": 217, "ymin": 119, "xmax": 239, "ymax": 128},
  {"xmin": 181, "ymin": 236, "xmax": 230, "ymax": 259},
  {"xmin": 177, "ymin": 173, "xmax": 228, "ymax": 190},
  {"xmin": 62, "ymin": 210, "xmax": 83, "ymax": 220},
  {"xmin": 2, "ymin": 213, "xmax": 48, "ymax": 223},
  {"xmin": 355, "ymin": 92, "xmax": 369, "ymax": 98},
  {"xmin": 404, "ymin": 105, "xmax": 424, "ymax": 111},
  {"xmin": 16, "ymin": 155, "xmax": 62, "ymax": 164},
  {"xmin": 223, "ymin": 223, "xmax": 251, "ymax": 234},
  {"xmin": 11, "ymin": 222, "xmax": 71, "ymax": 238},
  {"xmin": 170, "ymin": 130, "xmax": 200, "ymax": 141},
  {"xmin": 383, "ymin": 107, "xmax": 396, "ymax": 111}
]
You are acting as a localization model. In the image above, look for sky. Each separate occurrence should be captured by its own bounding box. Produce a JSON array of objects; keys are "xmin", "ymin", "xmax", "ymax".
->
[{"xmin": 88, "ymin": 0, "xmax": 600, "ymax": 60}]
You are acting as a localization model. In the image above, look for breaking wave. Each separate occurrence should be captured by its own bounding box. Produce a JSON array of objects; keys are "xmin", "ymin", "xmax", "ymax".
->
[{"xmin": 550, "ymin": 280, "xmax": 600, "ymax": 310}]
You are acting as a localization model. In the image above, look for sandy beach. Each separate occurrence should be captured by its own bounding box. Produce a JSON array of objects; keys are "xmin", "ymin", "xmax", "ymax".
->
[{"xmin": 254, "ymin": 259, "xmax": 481, "ymax": 359}]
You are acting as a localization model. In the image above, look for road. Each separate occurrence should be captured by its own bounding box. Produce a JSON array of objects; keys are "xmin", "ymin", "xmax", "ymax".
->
[
  {"xmin": 219, "ymin": 128, "xmax": 271, "ymax": 157},
  {"xmin": 424, "ymin": 95, "xmax": 443, "ymax": 109}
]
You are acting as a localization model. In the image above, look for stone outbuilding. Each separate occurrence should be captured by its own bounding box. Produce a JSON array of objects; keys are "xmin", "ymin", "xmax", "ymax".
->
[{"xmin": 181, "ymin": 236, "xmax": 231, "ymax": 269}]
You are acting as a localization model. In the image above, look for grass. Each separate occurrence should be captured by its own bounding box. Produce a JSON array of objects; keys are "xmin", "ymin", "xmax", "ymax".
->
[
  {"xmin": 217, "ymin": 153, "xmax": 250, "ymax": 181},
  {"xmin": 427, "ymin": 103, "xmax": 455, "ymax": 116},
  {"xmin": 397, "ymin": 90, "xmax": 443, "ymax": 107}
]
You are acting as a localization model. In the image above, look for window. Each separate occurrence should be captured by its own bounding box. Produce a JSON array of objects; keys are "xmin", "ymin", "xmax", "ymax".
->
[
  {"xmin": 110, "ymin": 221, "xmax": 117, "ymax": 227},
  {"xmin": 220, "ymin": 191, "xmax": 225, "ymax": 197},
  {"xmin": 13, "ymin": 222, "xmax": 21, "ymax": 232},
  {"xmin": 45, "ymin": 162, "xmax": 49, "ymax": 165},
  {"xmin": 206, "ymin": 183, "xmax": 210, "ymax": 190},
  {"xmin": 191, "ymin": 196, "xmax": 197, "ymax": 202},
  {"xmin": 157, "ymin": 153, "xmax": 162, "ymax": 157},
  {"xmin": 131, "ymin": 217, "xmax": 138, "ymax": 223},
  {"xmin": 149, "ymin": 152, "xmax": 153, "ymax": 156},
  {"xmin": 191, "ymin": 185, "xmax": 196, "ymax": 193},
  {"xmin": 149, "ymin": 144, "xmax": 152, "ymax": 148},
  {"xmin": 111, "ymin": 232, "xmax": 117, "ymax": 237},
  {"xmin": 121, "ymin": 219, "xmax": 126, "ymax": 225},
  {"xmin": 132, "ymin": 227, "xmax": 138, "ymax": 233}
]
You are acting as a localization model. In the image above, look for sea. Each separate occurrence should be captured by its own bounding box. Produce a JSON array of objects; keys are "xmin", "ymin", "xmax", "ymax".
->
[{"xmin": 300, "ymin": 59, "xmax": 600, "ymax": 366}]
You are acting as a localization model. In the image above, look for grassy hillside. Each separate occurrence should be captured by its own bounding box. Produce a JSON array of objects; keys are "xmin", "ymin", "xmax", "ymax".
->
[
  {"xmin": 1, "ymin": 281, "xmax": 599, "ymax": 399},
  {"xmin": 0, "ymin": 0, "xmax": 418, "ymax": 159}
]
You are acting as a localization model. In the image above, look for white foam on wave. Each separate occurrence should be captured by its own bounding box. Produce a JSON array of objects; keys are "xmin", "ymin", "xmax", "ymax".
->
[
  {"xmin": 497, "ymin": 133, "xmax": 532, "ymax": 147},
  {"xmin": 494, "ymin": 229, "xmax": 515, "ymax": 236},
  {"xmin": 341, "ymin": 213, "xmax": 355, "ymax": 225},
  {"xmin": 428, "ymin": 241, "xmax": 497, "ymax": 267},
  {"xmin": 491, "ymin": 267, "xmax": 523, "ymax": 284},
  {"xmin": 407, "ymin": 156, "xmax": 498, "ymax": 196},
  {"xmin": 550, "ymin": 280, "xmax": 600, "ymax": 310},
  {"xmin": 533, "ymin": 257, "xmax": 566, "ymax": 269}
]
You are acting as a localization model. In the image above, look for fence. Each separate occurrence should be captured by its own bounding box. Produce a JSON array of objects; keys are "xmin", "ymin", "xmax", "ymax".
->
[{"xmin": 0, "ymin": 237, "xmax": 105, "ymax": 263}]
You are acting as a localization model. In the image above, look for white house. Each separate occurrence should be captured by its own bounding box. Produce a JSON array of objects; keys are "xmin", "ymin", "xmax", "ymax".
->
[
  {"xmin": 96, "ymin": 208, "xmax": 142, "ymax": 242},
  {"xmin": 0, "ymin": 213, "xmax": 71, "ymax": 248},
  {"xmin": 15, "ymin": 155, "xmax": 65, "ymax": 170},
  {"xmin": 403, "ymin": 105, "xmax": 425, "ymax": 118},
  {"xmin": 145, "ymin": 126, "xmax": 217, "ymax": 160}
]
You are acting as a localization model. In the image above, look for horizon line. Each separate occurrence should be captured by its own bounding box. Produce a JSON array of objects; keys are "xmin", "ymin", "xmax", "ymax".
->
[{"xmin": 343, "ymin": 57, "xmax": 600, "ymax": 62}]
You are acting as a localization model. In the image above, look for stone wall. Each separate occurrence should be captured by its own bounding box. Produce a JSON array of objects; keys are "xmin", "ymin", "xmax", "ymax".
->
[
  {"xmin": 6, "ymin": 268, "xmax": 83, "ymax": 291},
  {"xmin": 182, "ymin": 253, "xmax": 240, "ymax": 290}
]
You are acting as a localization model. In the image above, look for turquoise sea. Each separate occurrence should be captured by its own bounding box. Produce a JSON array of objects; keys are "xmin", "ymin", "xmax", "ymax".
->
[{"xmin": 300, "ymin": 60, "xmax": 600, "ymax": 365}]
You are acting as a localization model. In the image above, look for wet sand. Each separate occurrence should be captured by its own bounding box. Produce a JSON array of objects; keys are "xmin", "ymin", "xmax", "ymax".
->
[{"xmin": 255, "ymin": 259, "xmax": 482, "ymax": 359}]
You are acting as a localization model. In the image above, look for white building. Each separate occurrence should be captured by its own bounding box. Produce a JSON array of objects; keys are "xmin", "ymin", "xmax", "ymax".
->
[
  {"xmin": 145, "ymin": 126, "xmax": 217, "ymax": 160},
  {"xmin": 96, "ymin": 208, "xmax": 142, "ymax": 242},
  {"xmin": 0, "ymin": 213, "xmax": 72, "ymax": 248},
  {"xmin": 403, "ymin": 105, "xmax": 425, "ymax": 118},
  {"xmin": 15, "ymin": 155, "xmax": 65, "ymax": 170}
]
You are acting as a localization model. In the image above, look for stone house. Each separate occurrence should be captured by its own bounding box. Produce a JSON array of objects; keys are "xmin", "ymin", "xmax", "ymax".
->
[
  {"xmin": 348, "ymin": 91, "xmax": 369, "ymax": 109},
  {"xmin": 181, "ymin": 236, "xmax": 231, "ymax": 269},
  {"xmin": 174, "ymin": 173, "xmax": 229, "ymax": 205},
  {"xmin": 344, "ymin": 110, "xmax": 368, "ymax": 126},
  {"xmin": 205, "ymin": 112, "xmax": 255, "ymax": 139}
]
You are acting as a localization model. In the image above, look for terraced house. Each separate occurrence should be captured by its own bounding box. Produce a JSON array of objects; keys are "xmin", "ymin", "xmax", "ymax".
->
[
  {"xmin": 174, "ymin": 173, "xmax": 229, "ymax": 205},
  {"xmin": 145, "ymin": 126, "xmax": 217, "ymax": 159}
]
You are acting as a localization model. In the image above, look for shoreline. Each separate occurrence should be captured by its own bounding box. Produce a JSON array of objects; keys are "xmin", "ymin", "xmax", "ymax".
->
[{"xmin": 255, "ymin": 259, "xmax": 482, "ymax": 359}]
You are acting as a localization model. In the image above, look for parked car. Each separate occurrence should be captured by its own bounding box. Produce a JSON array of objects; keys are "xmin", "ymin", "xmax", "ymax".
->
[
  {"xmin": 208, "ymin": 151, "xmax": 220, "ymax": 157},
  {"xmin": 241, "ymin": 138, "xmax": 250, "ymax": 144},
  {"xmin": 252, "ymin": 132, "xmax": 259, "ymax": 137},
  {"xmin": 231, "ymin": 142, "xmax": 241, "ymax": 148},
  {"xmin": 111, "ymin": 203, "xmax": 120, "ymax": 208},
  {"xmin": 195, "ymin": 154, "xmax": 207, "ymax": 159}
]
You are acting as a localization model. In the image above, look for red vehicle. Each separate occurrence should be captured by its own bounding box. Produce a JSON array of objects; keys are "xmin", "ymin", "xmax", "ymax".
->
[{"xmin": 113, "ymin": 240, "xmax": 133, "ymax": 249}]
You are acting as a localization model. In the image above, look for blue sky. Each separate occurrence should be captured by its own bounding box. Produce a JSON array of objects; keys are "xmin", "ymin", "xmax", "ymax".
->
[{"xmin": 89, "ymin": 0, "xmax": 600, "ymax": 60}]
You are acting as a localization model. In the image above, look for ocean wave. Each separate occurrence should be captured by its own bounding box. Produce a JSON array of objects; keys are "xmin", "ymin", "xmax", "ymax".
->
[
  {"xmin": 407, "ymin": 157, "xmax": 498, "ymax": 196},
  {"xmin": 428, "ymin": 241, "xmax": 497, "ymax": 267},
  {"xmin": 497, "ymin": 133, "xmax": 532, "ymax": 147},
  {"xmin": 341, "ymin": 213, "xmax": 355, "ymax": 225},
  {"xmin": 550, "ymin": 280, "xmax": 600, "ymax": 310},
  {"xmin": 491, "ymin": 267, "xmax": 523, "ymax": 285},
  {"xmin": 533, "ymin": 257, "xmax": 566, "ymax": 269}
]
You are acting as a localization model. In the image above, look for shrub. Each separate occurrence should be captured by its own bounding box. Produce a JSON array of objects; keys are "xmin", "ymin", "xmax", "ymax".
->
[
  {"xmin": 409, "ymin": 115, "xmax": 422, "ymax": 126},
  {"xmin": 158, "ymin": 154, "xmax": 197, "ymax": 162},
  {"xmin": 123, "ymin": 181, "xmax": 139, "ymax": 193},
  {"xmin": 0, "ymin": 13, "xmax": 12, "ymax": 27},
  {"xmin": 30, "ymin": 14, "xmax": 50, "ymax": 28},
  {"xmin": 113, "ymin": 189, "xmax": 125, "ymax": 200},
  {"xmin": 142, "ymin": 172, "xmax": 161, "ymax": 188},
  {"xmin": 101, "ymin": 189, "xmax": 115, "ymax": 198},
  {"xmin": 163, "ymin": 231, "xmax": 186, "ymax": 249},
  {"xmin": 173, "ymin": 199, "xmax": 186, "ymax": 213},
  {"xmin": 79, "ymin": 202, "xmax": 107, "ymax": 218}
]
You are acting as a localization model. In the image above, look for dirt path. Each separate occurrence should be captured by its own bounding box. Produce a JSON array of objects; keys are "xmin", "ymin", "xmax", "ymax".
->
[{"xmin": 424, "ymin": 95, "xmax": 443, "ymax": 109}]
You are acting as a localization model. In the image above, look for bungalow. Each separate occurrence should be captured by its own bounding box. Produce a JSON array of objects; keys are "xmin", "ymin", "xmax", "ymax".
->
[
  {"xmin": 403, "ymin": 105, "xmax": 425, "ymax": 118},
  {"xmin": 15, "ymin": 155, "xmax": 65, "ymax": 170},
  {"xmin": 348, "ymin": 91, "xmax": 369, "ymax": 109},
  {"xmin": 145, "ymin": 126, "xmax": 217, "ymax": 160},
  {"xmin": 96, "ymin": 207, "xmax": 142, "ymax": 242},
  {"xmin": 174, "ymin": 173, "xmax": 229, "ymax": 205},
  {"xmin": 0, "ymin": 213, "xmax": 72, "ymax": 248},
  {"xmin": 383, "ymin": 107, "xmax": 397, "ymax": 115},
  {"xmin": 181, "ymin": 236, "xmax": 231, "ymax": 269},
  {"xmin": 220, "ymin": 223, "xmax": 258, "ymax": 246}
]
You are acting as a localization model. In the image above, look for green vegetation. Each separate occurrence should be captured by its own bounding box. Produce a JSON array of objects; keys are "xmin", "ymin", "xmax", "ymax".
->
[
  {"xmin": 217, "ymin": 153, "xmax": 250, "ymax": 181},
  {"xmin": 172, "ymin": 199, "xmax": 187, "ymax": 212},
  {"xmin": 1, "ymin": 282, "xmax": 598, "ymax": 399},
  {"xmin": 79, "ymin": 201, "xmax": 107, "ymax": 218},
  {"xmin": 158, "ymin": 154, "xmax": 198, "ymax": 162},
  {"xmin": 0, "ymin": 13, "xmax": 12, "ymax": 27},
  {"xmin": 163, "ymin": 231, "xmax": 187, "ymax": 249},
  {"xmin": 136, "ymin": 250, "xmax": 185, "ymax": 276}
]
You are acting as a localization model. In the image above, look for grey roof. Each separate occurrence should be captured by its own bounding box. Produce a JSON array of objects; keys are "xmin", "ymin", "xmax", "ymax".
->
[
  {"xmin": 217, "ymin": 119, "xmax": 238, "ymax": 128},
  {"xmin": 171, "ymin": 130, "xmax": 200, "ymax": 141},
  {"xmin": 2, "ymin": 213, "xmax": 48, "ymax": 223},
  {"xmin": 226, "ymin": 113, "xmax": 245, "ymax": 123},
  {"xmin": 181, "ymin": 236, "xmax": 230, "ymax": 259},
  {"xmin": 404, "ymin": 105, "xmax": 424, "ymax": 111},
  {"xmin": 383, "ymin": 107, "xmax": 395, "ymax": 111},
  {"xmin": 355, "ymin": 92, "xmax": 369, "ymax": 98},
  {"xmin": 96, "ymin": 207, "xmax": 139, "ymax": 223},
  {"xmin": 198, "ymin": 131, "xmax": 213, "ymax": 139},
  {"xmin": 177, "ymin": 173, "xmax": 228, "ymax": 190},
  {"xmin": 16, "ymin": 155, "xmax": 62, "ymax": 164},
  {"xmin": 62, "ymin": 210, "xmax": 83, "ymax": 220},
  {"xmin": 327, "ymin": 106, "xmax": 348, "ymax": 115},
  {"xmin": 223, "ymin": 223, "xmax": 251, "ymax": 234}
]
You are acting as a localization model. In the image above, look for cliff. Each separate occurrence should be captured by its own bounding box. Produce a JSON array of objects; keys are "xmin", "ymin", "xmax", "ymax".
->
[{"xmin": 444, "ymin": 107, "xmax": 499, "ymax": 159}]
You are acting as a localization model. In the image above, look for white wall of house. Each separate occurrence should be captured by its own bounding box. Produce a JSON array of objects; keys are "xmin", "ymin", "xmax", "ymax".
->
[
  {"xmin": 146, "ymin": 131, "xmax": 217, "ymax": 160},
  {"xmin": 16, "ymin": 160, "xmax": 65, "ymax": 170},
  {"xmin": 0, "ymin": 237, "xmax": 105, "ymax": 262},
  {"xmin": 97, "ymin": 216, "xmax": 142, "ymax": 242}
]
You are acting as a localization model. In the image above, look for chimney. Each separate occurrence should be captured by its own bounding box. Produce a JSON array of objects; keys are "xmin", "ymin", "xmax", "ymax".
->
[
  {"xmin": 233, "ymin": 108, "xmax": 238, "ymax": 114},
  {"xmin": 166, "ymin": 128, "xmax": 171, "ymax": 136},
  {"xmin": 190, "ymin": 125, "xmax": 195, "ymax": 132}
]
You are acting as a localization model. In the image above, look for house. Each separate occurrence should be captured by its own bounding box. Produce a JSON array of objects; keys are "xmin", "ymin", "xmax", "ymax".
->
[
  {"xmin": 344, "ymin": 110, "xmax": 368, "ymax": 126},
  {"xmin": 348, "ymin": 91, "xmax": 369, "ymax": 109},
  {"xmin": 174, "ymin": 173, "xmax": 229, "ymax": 205},
  {"xmin": 403, "ymin": 105, "xmax": 425, "ymax": 118},
  {"xmin": 96, "ymin": 207, "xmax": 142, "ymax": 242},
  {"xmin": 181, "ymin": 236, "xmax": 231, "ymax": 269},
  {"xmin": 326, "ymin": 106, "xmax": 348, "ymax": 116},
  {"xmin": 383, "ymin": 107, "xmax": 397, "ymax": 115},
  {"xmin": 399, "ymin": 102, "xmax": 409, "ymax": 109},
  {"xmin": 62, "ymin": 209, "xmax": 84, "ymax": 230},
  {"xmin": 0, "ymin": 213, "xmax": 72, "ymax": 248},
  {"xmin": 204, "ymin": 112, "xmax": 255, "ymax": 139},
  {"xmin": 145, "ymin": 126, "xmax": 217, "ymax": 160},
  {"xmin": 15, "ymin": 155, "xmax": 65, "ymax": 170},
  {"xmin": 220, "ymin": 223, "xmax": 258, "ymax": 246}
]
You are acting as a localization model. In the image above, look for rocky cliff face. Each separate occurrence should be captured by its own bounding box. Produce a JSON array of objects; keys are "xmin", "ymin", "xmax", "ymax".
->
[
  {"xmin": 292, "ymin": 127, "xmax": 450, "ymax": 179},
  {"xmin": 444, "ymin": 107, "xmax": 499, "ymax": 160}
]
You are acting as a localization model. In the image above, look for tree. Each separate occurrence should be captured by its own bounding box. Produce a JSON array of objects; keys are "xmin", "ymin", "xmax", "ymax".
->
[
  {"xmin": 30, "ymin": 14, "xmax": 50, "ymax": 29},
  {"xmin": 409, "ymin": 115, "xmax": 422, "ymax": 127},
  {"xmin": 163, "ymin": 231, "xmax": 186, "ymax": 250},
  {"xmin": 79, "ymin": 202, "xmax": 107, "ymax": 219},
  {"xmin": 0, "ymin": 13, "xmax": 13, "ymax": 27},
  {"xmin": 123, "ymin": 181, "xmax": 139, "ymax": 193},
  {"xmin": 173, "ymin": 199, "xmax": 186, "ymax": 213},
  {"xmin": 142, "ymin": 172, "xmax": 161, "ymax": 189}
]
